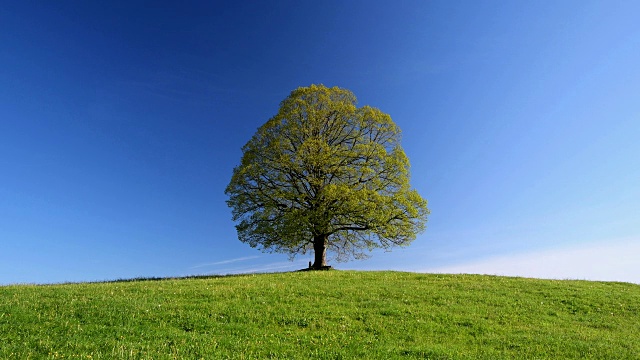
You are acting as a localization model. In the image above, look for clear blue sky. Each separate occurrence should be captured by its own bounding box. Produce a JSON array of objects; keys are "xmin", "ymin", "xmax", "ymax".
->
[{"xmin": 1, "ymin": 1, "xmax": 639, "ymax": 285}]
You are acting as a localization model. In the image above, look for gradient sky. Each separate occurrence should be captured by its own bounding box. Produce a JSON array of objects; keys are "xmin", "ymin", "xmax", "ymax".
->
[{"xmin": 1, "ymin": 1, "xmax": 639, "ymax": 285}]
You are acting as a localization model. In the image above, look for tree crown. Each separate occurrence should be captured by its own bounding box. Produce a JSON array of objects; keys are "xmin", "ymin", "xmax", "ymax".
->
[{"xmin": 226, "ymin": 84, "xmax": 428, "ymax": 263}]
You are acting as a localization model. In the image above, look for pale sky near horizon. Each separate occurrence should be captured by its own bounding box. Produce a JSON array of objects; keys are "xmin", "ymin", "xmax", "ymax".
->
[{"xmin": 1, "ymin": 1, "xmax": 639, "ymax": 285}]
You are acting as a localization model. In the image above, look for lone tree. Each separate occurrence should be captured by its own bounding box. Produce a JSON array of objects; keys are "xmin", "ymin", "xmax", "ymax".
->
[{"xmin": 225, "ymin": 84, "xmax": 429, "ymax": 269}]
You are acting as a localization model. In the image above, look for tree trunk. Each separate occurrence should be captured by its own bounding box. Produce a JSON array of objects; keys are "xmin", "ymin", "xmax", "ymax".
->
[{"xmin": 312, "ymin": 234, "xmax": 328, "ymax": 268}]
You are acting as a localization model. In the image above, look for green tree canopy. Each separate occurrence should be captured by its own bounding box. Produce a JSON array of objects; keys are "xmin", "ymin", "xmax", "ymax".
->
[{"xmin": 225, "ymin": 84, "xmax": 429, "ymax": 268}]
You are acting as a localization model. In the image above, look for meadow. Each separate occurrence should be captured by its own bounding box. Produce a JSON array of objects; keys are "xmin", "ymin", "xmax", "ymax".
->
[{"xmin": 1, "ymin": 271, "xmax": 638, "ymax": 359}]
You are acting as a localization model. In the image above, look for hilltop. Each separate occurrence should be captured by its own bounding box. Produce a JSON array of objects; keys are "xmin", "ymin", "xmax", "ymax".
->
[{"xmin": 1, "ymin": 271, "xmax": 638, "ymax": 359}]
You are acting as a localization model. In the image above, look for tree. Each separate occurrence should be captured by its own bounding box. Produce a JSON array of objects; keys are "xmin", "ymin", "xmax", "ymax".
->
[{"xmin": 225, "ymin": 84, "xmax": 429, "ymax": 269}]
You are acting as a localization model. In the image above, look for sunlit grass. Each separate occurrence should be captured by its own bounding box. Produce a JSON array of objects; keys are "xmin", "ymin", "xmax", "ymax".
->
[{"xmin": 1, "ymin": 271, "xmax": 639, "ymax": 359}]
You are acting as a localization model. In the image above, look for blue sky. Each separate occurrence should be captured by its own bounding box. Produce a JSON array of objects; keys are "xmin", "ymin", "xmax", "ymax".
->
[{"xmin": 1, "ymin": 1, "xmax": 639, "ymax": 285}]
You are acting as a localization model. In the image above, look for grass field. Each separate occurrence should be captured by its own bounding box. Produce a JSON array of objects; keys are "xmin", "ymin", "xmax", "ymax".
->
[{"xmin": 1, "ymin": 271, "xmax": 639, "ymax": 359}]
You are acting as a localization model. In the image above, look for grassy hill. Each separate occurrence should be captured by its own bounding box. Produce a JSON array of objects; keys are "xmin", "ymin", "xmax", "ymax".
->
[{"xmin": 1, "ymin": 271, "xmax": 639, "ymax": 359}]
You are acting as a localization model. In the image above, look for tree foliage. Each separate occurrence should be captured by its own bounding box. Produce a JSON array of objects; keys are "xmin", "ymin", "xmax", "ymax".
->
[{"xmin": 225, "ymin": 84, "xmax": 429, "ymax": 267}]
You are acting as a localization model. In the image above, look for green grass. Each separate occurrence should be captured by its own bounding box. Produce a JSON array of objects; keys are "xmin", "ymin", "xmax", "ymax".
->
[{"xmin": 1, "ymin": 271, "xmax": 639, "ymax": 359}]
